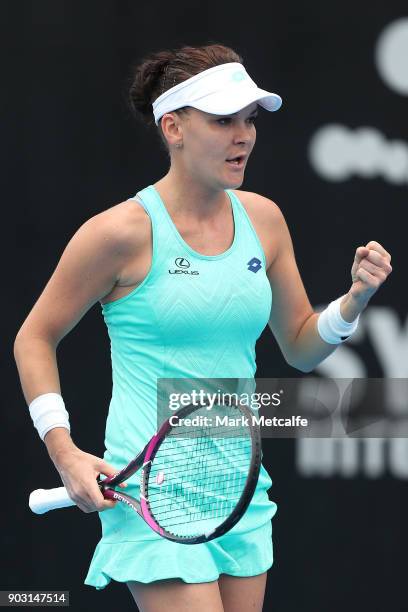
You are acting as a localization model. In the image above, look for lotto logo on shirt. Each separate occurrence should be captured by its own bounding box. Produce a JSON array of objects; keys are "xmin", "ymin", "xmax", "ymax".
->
[
  {"xmin": 247, "ymin": 257, "xmax": 262, "ymax": 273},
  {"xmin": 168, "ymin": 257, "xmax": 200, "ymax": 275}
]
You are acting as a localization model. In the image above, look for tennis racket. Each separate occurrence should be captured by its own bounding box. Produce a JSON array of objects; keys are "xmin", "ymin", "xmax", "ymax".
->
[{"xmin": 29, "ymin": 399, "xmax": 262, "ymax": 544}]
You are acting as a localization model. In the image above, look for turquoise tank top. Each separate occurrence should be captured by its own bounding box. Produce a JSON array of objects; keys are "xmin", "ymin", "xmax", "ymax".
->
[{"xmin": 100, "ymin": 184, "xmax": 276, "ymax": 538}]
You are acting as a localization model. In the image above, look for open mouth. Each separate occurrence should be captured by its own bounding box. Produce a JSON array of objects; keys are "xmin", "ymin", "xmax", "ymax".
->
[{"xmin": 226, "ymin": 155, "xmax": 245, "ymax": 167}]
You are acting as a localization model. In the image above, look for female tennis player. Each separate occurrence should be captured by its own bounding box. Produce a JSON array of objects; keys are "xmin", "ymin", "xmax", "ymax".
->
[{"xmin": 14, "ymin": 43, "xmax": 392, "ymax": 611}]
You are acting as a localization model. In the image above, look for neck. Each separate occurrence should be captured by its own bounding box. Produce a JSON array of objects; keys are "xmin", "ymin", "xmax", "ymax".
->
[{"xmin": 154, "ymin": 168, "xmax": 229, "ymax": 219}]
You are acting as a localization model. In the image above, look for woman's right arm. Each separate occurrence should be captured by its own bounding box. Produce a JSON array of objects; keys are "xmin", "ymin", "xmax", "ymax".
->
[{"xmin": 14, "ymin": 204, "xmax": 142, "ymax": 512}]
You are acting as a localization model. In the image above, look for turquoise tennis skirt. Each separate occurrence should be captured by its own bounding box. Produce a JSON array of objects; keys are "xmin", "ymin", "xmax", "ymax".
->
[
  {"xmin": 84, "ymin": 519, "xmax": 273, "ymax": 589},
  {"xmin": 84, "ymin": 464, "xmax": 277, "ymax": 589}
]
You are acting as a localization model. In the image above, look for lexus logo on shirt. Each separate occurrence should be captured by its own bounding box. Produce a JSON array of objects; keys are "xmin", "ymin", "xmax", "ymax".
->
[
  {"xmin": 169, "ymin": 257, "xmax": 199, "ymax": 275},
  {"xmin": 175, "ymin": 258, "xmax": 190, "ymax": 269}
]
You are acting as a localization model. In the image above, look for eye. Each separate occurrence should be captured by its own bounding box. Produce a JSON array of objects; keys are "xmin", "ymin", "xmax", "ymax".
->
[{"xmin": 216, "ymin": 115, "xmax": 257, "ymax": 126}]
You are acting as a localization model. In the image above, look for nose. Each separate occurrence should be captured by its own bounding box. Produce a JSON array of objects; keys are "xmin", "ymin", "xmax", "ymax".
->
[{"xmin": 233, "ymin": 121, "xmax": 254, "ymax": 145}]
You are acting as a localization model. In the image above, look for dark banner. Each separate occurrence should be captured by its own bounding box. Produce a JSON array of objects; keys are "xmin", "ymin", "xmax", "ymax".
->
[{"xmin": 3, "ymin": 2, "xmax": 407, "ymax": 611}]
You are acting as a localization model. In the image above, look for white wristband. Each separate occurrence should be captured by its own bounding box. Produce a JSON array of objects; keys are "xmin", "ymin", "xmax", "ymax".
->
[
  {"xmin": 317, "ymin": 295, "xmax": 360, "ymax": 345},
  {"xmin": 28, "ymin": 393, "xmax": 70, "ymax": 441}
]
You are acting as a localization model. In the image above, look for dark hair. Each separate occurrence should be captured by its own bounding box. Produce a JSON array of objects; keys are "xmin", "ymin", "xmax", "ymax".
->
[{"xmin": 127, "ymin": 43, "xmax": 243, "ymax": 150}]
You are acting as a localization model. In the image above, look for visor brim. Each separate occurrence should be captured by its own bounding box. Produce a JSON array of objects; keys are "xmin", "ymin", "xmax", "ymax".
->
[{"xmin": 188, "ymin": 87, "xmax": 282, "ymax": 116}]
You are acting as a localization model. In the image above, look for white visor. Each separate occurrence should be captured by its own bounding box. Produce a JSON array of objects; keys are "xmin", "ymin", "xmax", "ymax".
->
[{"xmin": 152, "ymin": 62, "xmax": 282, "ymax": 125}]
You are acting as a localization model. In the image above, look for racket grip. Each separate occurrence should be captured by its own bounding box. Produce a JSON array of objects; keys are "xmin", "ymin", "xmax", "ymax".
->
[{"xmin": 29, "ymin": 487, "xmax": 76, "ymax": 514}]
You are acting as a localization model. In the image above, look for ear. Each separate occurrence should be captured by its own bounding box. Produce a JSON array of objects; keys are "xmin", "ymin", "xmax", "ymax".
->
[{"xmin": 160, "ymin": 112, "xmax": 183, "ymax": 148}]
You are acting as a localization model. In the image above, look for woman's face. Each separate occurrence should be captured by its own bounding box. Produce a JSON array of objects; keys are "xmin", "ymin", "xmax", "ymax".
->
[{"xmin": 166, "ymin": 102, "xmax": 258, "ymax": 190}]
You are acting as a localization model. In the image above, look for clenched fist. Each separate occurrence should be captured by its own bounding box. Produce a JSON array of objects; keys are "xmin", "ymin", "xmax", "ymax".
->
[{"xmin": 350, "ymin": 240, "xmax": 392, "ymax": 304}]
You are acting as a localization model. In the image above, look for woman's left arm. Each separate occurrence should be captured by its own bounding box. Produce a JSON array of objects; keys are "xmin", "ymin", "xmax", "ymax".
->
[{"xmin": 265, "ymin": 204, "xmax": 392, "ymax": 372}]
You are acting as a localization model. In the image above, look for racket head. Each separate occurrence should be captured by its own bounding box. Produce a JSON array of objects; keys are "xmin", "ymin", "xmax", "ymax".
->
[{"xmin": 140, "ymin": 399, "xmax": 262, "ymax": 544}]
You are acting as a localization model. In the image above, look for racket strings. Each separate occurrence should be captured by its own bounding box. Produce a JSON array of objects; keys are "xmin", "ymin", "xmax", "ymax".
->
[
  {"xmin": 146, "ymin": 405, "xmax": 254, "ymax": 537},
  {"xmin": 149, "ymin": 465, "xmax": 248, "ymax": 529}
]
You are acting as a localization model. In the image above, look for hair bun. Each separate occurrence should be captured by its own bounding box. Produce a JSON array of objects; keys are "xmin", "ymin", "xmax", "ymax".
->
[{"xmin": 127, "ymin": 43, "xmax": 242, "ymax": 127}]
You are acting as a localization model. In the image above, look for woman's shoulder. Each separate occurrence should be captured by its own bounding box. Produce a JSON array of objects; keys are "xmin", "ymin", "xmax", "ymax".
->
[
  {"xmin": 101, "ymin": 196, "xmax": 150, "ymax": 225},
  {"xmin": 232, "ymin": 189, "xmax": 285, "ymax": 229},
  {"xmin": 84, "ymin": 197, "xmax": 151, "ymax": 255},
  {"xmin": 231, "ymin": 190, "xmax": 289, "ymax": 267}
]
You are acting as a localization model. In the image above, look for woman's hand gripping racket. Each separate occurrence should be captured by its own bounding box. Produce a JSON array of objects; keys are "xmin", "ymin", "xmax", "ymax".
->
[{"xmin": 29, "ymin": 399, "xmax": 262, "ymax": 544}]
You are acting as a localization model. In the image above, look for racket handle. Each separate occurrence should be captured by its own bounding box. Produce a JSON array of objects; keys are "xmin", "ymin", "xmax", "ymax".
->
[{"xmin": 29, "ymin": 487, "xmax": 76, "ymax": 514}]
